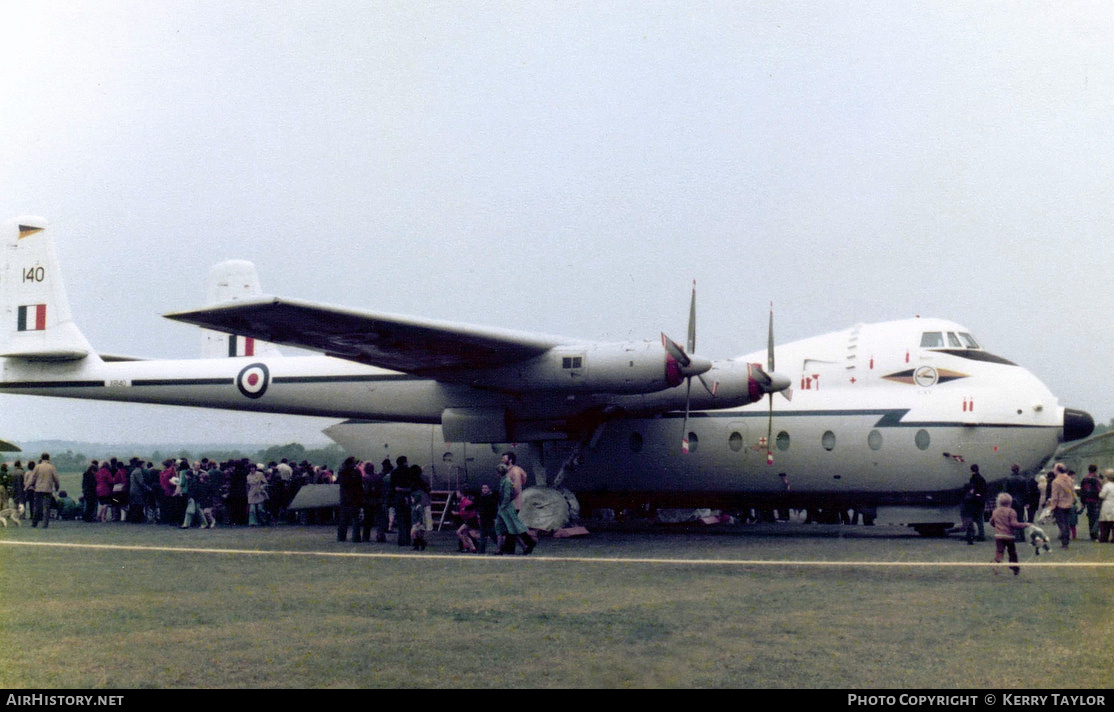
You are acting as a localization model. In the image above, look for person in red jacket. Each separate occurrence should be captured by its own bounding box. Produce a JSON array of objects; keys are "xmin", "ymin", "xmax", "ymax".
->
[{"xmin": 94, "ymin": 461, "xmax": 114, "ymax": 522}]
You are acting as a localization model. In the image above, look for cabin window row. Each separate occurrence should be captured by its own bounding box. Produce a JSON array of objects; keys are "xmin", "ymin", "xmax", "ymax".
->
[{"xmin": 630, "ymin": 428, "xmax": 933, "ymax": 453}]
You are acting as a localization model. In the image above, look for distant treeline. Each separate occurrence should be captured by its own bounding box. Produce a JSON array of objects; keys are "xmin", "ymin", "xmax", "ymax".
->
[{"xmin": 15, "ymin": 443, "xmax": 347, "ymax": 471}]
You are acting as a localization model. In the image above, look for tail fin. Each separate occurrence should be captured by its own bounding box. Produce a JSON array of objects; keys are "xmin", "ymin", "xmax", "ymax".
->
[
  {"xmin": 201, "ymin": 260, "xmax": 281, "ymax": 358},
  {"xmin": 1, "ymin": 217, "xmax": 94, "ymax": 361}
]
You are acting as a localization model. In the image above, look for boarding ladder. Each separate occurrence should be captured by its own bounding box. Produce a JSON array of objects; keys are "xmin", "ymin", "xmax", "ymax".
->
[{"xmin": 430, "ymin": 462, "xmax": 462, "ymax": 531}]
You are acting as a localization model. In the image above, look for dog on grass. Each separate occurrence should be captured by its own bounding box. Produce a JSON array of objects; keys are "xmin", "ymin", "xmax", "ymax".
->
[
  {"xmin": 0, "ymin": 503, "xmax": 24, "ymax": 527},
  {"xmin": 1025, "ymin": 524, "xmax": 1051, "ymax": 556}
]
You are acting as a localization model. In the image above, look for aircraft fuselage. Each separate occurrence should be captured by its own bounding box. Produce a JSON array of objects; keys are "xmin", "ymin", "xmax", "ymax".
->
[
  {"xmin": 321, "ymin": 317, "xmax": 1090, "ymax": 521},
  {"xmin": 0, "ymin": 351, "xmax": 740, "ymax": 426}
]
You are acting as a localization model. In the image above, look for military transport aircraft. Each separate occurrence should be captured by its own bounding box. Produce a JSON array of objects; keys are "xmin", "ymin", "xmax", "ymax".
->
[{"xmin": 1, "ymin": 217, "xmax": 1094, "ymax": 531}]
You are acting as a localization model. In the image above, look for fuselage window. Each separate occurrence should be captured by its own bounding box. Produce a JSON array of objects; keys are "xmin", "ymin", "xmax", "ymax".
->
[
  {"xmin": 629, "ymin": 432, "xmax": 643, "ymax": 453},
  {"xmin": 920, "ymin": 332, "xmax": 944, "ymax": 348},
  {"xmin": 687, "ymin": 432, "xmax": 699, "ymax": 453},
  {"xmin": 868, "ymin": 429, "xmax": 883, "ymax": 451},
  {"xmin": 947, "ymin": 332, "xmax": 962, "ymax": 348},
  {"xmin": 562, "ymin": 356, "xmax": 583, "ymax": 369},
  {"xmin": 821, "ymin": 431, "xmax": 836, "ymax": 451},
  {"xmin": 776, "ymin": 431, "xmax": 790, "ymax": 451},
  {"xmin": 958, "ymin": 332, "xmax": 980, "ymax": 349},
  {"xmin": 915, "ymin": 429, "xmax": 931, "ymax": 450},
  {"xmin": 728, "ymin": 431, "xmax": 744, "ymax": 452}
]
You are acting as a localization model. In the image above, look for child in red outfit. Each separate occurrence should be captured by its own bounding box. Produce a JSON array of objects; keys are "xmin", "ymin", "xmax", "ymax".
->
[{"xmin": 990, "ymin": 493, "xmax": 1029, "ymax": 575}]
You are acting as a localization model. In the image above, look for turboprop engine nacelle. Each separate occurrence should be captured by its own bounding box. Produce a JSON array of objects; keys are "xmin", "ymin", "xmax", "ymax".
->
[
  {"xmin": 465, "ymin": 340, "xmax": 711, "ymax": 395},
  {"xmin": 618, "ymin": 357, "xmax": 787, "ymax": 415}
]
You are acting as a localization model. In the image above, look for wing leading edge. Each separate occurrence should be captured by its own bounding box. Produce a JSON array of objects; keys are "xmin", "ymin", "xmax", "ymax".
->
[{"xmin": 165, "ymin": 296, "xmax": 568, "ymax": 373}]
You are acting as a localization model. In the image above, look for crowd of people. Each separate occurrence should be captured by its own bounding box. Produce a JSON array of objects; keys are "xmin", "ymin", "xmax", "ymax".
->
[
  {"xmin": 0, "ymin": 454, "xmax": 336, "ymax": 528},
  {"xmin": 0, "ymin": 450, "xmax": 540, "ymax": 556},
  {"xmin": 953, "ymin": 460, "xmax": 1114, "ymax": 575},
  {"xmin": 10, "ymin": 447, "xmax": 1114, "ymax": 567},
  {"xmin": 335, "ymin": 450, "xmax": 535, "ymax": 555}
]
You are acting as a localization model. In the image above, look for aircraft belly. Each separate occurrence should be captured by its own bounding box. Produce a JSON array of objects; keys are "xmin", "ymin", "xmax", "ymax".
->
[{"xmin": 568, "ymin": 411, "xmax": 1059, "ymax": 502}]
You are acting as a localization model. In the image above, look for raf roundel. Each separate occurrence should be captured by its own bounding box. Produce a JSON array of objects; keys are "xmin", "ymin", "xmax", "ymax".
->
[{"xmin": 237, "ymin": 362, "xmax": 270, "ymax": 399}]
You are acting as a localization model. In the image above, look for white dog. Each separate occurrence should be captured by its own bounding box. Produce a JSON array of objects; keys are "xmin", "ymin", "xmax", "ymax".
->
[
  {"xmin": 0, "ymin": 503, "xmax": 24, "ymax": 527},
  {"xmin": 1026, "ymin": 524, "xmax": 1051, "ymax": 556}
]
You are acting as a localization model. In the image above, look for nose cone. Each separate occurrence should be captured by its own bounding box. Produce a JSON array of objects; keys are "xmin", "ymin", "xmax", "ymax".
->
[
  {"xmin": 1063, "ymin": 408, "xmax": 1095, "ymax": 442},
  {"xmin": 682, "ymin": 355, "xmax": 713, "ymax": 377},
  {"xmin": 765, "ymin": 371, "xmax": 792, "ymax": 394}
]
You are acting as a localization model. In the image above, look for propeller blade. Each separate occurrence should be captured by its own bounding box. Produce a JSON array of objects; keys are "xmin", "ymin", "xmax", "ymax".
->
[
  {"xmin": 687, "ymin": 280, "xmax": 696, "ymax": 355},
  {"xmin": 768, "ymin": 302, "xmax": 775, "ymax": 373},
  {"xmin": 662, "ymin": 332, "xmax": 712, "ymax": 382},
  {"xmin": 766, "ymin": 392, "xmax": 774, "ymax": 465},
  {"xmin": 698, "ymin": 374, "xmax": 718, "ymax": 396},
  {"xmin": 766, "ymin": 303, "xmax": 779, "ymax": 464},
  {"xmin": 681, "ymin": 377, "xmax": 693, "ymax": 454},
  {"xmin": 661, "ymin": 333, "xmax": 691, "ymax": 368}
]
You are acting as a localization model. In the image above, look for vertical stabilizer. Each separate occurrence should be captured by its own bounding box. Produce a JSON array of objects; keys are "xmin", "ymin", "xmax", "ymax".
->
[
  {"xmin": 1, "ymin": 217, "xmax": 94, "ymax": 361},
  {"xmin": 202, "ymin": 259, "xmax": 281, "ymax": 358}
]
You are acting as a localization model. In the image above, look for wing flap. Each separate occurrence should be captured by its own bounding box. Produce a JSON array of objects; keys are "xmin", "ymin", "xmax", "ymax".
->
[{"xmin": 165, "ymin": 296, "xmax": 564, "ymax": 372}]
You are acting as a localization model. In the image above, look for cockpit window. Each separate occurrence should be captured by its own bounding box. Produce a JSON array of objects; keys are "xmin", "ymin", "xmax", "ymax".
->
[
  {"xmin": 920, "ymin": 332, "xmax": 944, "ymax": 348},
  {"xmin": 922, "ymin": 330, "xmax": 982, "ymax": 350}
]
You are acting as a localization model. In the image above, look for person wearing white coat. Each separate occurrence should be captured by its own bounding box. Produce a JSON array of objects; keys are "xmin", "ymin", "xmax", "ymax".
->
[{"xmin": 1097, "ymin": 470, "xmax": 1114, "ymax": 543}]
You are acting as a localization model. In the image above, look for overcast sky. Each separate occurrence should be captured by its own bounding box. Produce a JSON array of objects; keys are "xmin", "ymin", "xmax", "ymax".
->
[{"xmin": 2, "ymin": 1, "xmax": 1112, "ymax": 447}]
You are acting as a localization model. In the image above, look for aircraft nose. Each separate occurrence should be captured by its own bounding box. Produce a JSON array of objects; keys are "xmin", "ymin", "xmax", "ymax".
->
[{"xmin": 1063, "ymin": 408, "xmax": 1095, "ymax": 442}]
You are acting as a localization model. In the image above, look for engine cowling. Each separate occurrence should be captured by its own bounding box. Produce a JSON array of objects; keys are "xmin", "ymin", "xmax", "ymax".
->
[{"xmin": 467, "ymin": 340, "xmax": 711, "ymax": 395}]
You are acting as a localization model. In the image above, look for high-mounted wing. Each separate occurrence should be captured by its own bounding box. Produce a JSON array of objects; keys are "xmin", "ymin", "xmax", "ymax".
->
[{"xmin": 165, "ymin": 296, "xmax": 568, "ymax": 373}]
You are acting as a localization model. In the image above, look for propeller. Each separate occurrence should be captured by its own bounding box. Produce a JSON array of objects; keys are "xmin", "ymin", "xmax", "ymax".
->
[
  {"xmin": 760, "ymin": 303, "xmax": 793, "ymax": 465},
  {"xmin": 663, "ymin": 281, "xmax": 715, "ymax": 454},
  {"xmin": 667, "ymin": 288, "xmax": 790, "ymax": 456}
]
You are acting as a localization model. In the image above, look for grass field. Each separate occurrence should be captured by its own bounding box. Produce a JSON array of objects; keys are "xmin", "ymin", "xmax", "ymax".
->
[{"xmin": 0, "ymin": 519, "xmax": 1111, "ymax": 689}]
